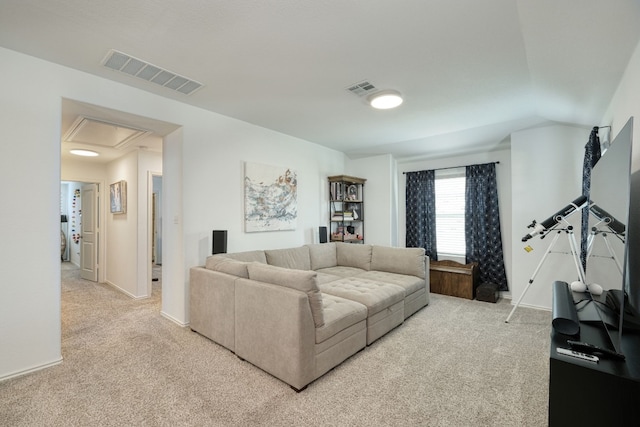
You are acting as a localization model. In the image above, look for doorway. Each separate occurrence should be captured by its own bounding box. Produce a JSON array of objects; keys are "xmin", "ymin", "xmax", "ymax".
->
[
  {"xmin": 60, "ymin": 180, "xmax": 99, "ymax": 281},
  {"xmin": 148, "ymin": 172, "xmax": 163, "ymax": 296}
]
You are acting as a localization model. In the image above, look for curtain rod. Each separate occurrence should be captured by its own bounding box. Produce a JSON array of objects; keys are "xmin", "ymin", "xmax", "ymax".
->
[{"xmin": 402, "ymin": 161, "xmax": 499, "ymax": 174}]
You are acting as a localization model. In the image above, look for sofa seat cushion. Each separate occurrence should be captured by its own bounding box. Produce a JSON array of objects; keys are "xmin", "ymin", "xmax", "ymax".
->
[
  {"xmin": 315, "ymin": 266, "xmax": 367, "ymax": 278},
  {"xmin": 247, "ymin": 263, "xmax": 324, "ymax": 328},
  {"xmin": 319, "ymin": 277, "xmax": 404, "ymax": 317},
  {"xmin": 265, "ymin": 246, "xmax": 311, "ymax": 270},
  {"xmin": 315, "ymin": 272, "xmax": 342, "ymax": 285},
  {"xmin": 356, "ymin": 271, "xmax": 425, "ymax": 296},
  {"xmin": 316, "ymin": 294, "xmax": 367, "ymax": 344}
]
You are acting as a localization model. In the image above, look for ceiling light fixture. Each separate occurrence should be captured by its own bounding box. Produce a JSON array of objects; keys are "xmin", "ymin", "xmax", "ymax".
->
[
  {"xmin": 70, "ymin": 149, "xmax": 100, "ymax": 157},
  {"xmin": 368, "ymin": 90, "xmax": 403, "ymax": 109}
]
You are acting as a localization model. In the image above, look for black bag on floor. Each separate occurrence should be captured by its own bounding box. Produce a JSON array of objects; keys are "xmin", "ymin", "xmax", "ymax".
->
[{"xmin": 476, "ymin": 282, "xmax": 499, "ymax": 303}]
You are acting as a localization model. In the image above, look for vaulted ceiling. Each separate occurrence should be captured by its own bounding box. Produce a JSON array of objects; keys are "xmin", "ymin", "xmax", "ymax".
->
[{"xmin": 2, "ymin": 0, "xmax": 639, "ymax": 161}]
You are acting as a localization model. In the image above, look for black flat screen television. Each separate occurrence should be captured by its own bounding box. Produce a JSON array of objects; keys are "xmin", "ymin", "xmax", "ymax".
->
[{"xmin": 585, "ymin": 117, "xmax": 638, "ymax": 355}]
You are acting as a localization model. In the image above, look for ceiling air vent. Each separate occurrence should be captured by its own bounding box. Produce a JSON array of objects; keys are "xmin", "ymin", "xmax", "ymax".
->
[
  {"xmin": 102, "ymin": 49, "xmax": 204, "ymax": 95},
  {"xmin": 346, "ymin": 80, "xmax": 378, "ymax": 97}
]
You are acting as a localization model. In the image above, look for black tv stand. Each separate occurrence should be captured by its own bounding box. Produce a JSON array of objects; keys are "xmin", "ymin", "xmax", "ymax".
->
[{"xmin": 549, "ymin": 284, "xmax": 640, "ymax": 426}]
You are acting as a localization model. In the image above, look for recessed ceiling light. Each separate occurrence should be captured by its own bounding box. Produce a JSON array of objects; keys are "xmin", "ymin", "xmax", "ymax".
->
[
  {"xmin": 70, "ymin": 149, "xmax": 100, "ymax": 157},
  {"xmin": 368, "ymin": 90, "xmax": 403, "ymax": 109}
]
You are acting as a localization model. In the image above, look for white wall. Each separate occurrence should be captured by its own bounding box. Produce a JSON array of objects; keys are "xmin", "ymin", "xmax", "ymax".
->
[
  {"xmin": 0, "ymin": 48, "xmax": 63, "ymax": 379},
  {"xmin": 603, "ymin": 38, "xmax": 640, "ymax": 173},
  {"xmin": 348, "ymin": 154, "xmax": 396, "ymax": 246},
  {"xmin": 0, "ymin": 47, "xmax": 345, "ymax": 379},
  {"xmin": 161, "ymin": 128, "xmax": 185, "ymax": 325},
  {"xmin": 395, "ymin": 148, "xmax": 513, "ymax": 294},
  {"xmin": 103, "ymin": 149, "xmax": 162, "ymax": 299},
  {"xmin": 510, "ymin": 125, "xmax": 589, "ymax": 310},
  {"xmin": 106, "ymin": 151, "xmax": 138, "ymax": 297}
]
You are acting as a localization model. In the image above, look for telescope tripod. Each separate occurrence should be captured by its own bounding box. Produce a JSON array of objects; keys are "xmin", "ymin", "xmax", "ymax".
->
[
  {"xmin": 586, "ymin": 227, "xmax": 624, "ymax": 276},
  {"xmin": 505, "ymin": 224, "xmax": 586, "ymax": 323}
]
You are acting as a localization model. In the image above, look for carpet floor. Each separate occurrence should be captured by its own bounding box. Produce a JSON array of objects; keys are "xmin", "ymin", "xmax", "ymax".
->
[{"xmin": 0, "ymin": 264, "xmax": 551, "ymax": 426}]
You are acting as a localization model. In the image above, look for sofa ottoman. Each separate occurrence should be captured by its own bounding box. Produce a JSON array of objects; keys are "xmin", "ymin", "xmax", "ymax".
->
[{"xmin": 320, "ymin": 277, "xmax": 405, "ymax": 345}]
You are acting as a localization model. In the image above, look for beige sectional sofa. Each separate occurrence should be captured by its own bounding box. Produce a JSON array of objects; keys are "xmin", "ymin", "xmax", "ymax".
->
[{"xmin": 189, "ymin": 242, "xmax": 429, "ymax": 391}]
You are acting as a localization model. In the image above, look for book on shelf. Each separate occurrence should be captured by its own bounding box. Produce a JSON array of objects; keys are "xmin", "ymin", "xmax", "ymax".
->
[
  {"xmin": 330, "ymin": 182, "xmax": 346, "ymax": 201},
  {"xmin": 332, "ymin": 211, "xmax": 354, "ymax": 221}
]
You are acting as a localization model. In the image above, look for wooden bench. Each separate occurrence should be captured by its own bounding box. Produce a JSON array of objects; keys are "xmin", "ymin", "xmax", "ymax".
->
[{"xmin": 429, "ymin": 259, "xmax": 479, "ymax": 300}]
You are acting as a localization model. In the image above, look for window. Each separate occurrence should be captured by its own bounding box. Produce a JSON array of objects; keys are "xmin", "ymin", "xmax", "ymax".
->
[{"xmin": 435, "ymin": 168, "xmax": 466, "ymax": 257}]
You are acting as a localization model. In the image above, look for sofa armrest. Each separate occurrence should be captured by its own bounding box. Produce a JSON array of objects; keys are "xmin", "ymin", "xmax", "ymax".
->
[
  {"xmin": 189, "ymin": 267, "xmax": 237, "ymax": 351},
  {"xmin": 234, "ymin": 278, "xmax": 316, "ymax": 390}
]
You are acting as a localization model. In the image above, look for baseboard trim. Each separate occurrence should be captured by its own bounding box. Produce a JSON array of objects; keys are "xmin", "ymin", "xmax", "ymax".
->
[
  {"xmin": 509, "ymin": 300, "xmax": 552, "ymax": 312},
  {"xmin": 0, "ymin": 357, "xmax": 63, "ymax": 382},
  {"xmin": 161, "ymin": 310, "xmax": 189, "ymax": 327},
  {"xmin": 104, "ymin": 280, "xmax": 147, "ymax": 299}
]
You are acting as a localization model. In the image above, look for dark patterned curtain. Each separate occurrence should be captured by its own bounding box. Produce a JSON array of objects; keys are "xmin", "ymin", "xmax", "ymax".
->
[
  {"xmin": 465, "ymin": 163, "xmax": 508, "ymax": 291},
  {"xmin": 580, "ymin": 127, "xmax": 602, "ymax": 271},
  {"xmin": 405, "ymin": 170, "xmax": 438, "ymax": 260}
]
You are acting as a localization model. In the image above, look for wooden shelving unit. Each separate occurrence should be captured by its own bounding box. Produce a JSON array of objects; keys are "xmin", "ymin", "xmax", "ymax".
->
[{"xmin": 328, "ymin": 175, "xmax": 366, "ymax": 243}]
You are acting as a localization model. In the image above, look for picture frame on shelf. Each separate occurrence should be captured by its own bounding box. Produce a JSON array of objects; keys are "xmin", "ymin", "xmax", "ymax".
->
[{"xmin": 346, "ymin": 184, "xmax": 358, "ymax": 200}]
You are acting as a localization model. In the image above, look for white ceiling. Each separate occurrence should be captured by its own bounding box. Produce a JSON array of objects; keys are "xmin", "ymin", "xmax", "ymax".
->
[{"xmin": 2, "ymin": 0, "xmax": 640, "ymax": 162}]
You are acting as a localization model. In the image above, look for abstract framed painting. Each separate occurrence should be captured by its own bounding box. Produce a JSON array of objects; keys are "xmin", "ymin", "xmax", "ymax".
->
[{"xmin": 244, "ymin": 162, "xmax": 297, "ymax": 232}]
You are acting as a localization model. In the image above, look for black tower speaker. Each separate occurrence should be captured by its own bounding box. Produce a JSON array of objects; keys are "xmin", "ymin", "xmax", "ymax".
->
[
  {"xmin": 212, "ymin": 230, "xmax": 228, "ymax": 254},
  {"xmin": 319, "ymin": 226, "xmax": 328, "ymax": 243}
]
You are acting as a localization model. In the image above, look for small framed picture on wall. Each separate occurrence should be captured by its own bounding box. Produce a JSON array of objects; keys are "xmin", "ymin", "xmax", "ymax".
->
[{"xmin": 110, "ymin": 180, "xmax": 127, "ymax": 214}]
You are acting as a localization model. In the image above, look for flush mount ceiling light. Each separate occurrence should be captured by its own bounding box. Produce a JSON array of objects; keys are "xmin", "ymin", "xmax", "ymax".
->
[
  {"xmin": 368, "ymin": 90, "xmax": 403, "ymax": 109},
  {"xmin": 70, "ymin": 149, "xmax": 99, "ymax": 157}
]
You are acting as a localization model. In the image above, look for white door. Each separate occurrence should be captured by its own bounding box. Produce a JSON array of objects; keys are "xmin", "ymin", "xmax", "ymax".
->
[{"xmin": 80, "ymin": 183, "xmax": 98, "ymax": 281}]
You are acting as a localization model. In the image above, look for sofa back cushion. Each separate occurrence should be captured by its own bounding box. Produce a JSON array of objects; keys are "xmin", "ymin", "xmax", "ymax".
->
[
  {"xmin": 370, "ymin": 246, "xmax": 426, "ymax": 279},
  {"xmin": 306, "ymin": 243, "xmax": 337, "ymax": 270},
  {"xmin": 336, "ymin": 243, "xmax": 372, "ymax": 271},
  {"xmin": 265, "ymin": 246, "xmax": 311, "ymax": 270},
  {"xmin": 205, "ymin": 255, "xmax": 250, "ymax": 278},
  {"xmin": 247, "ymin": 263, "xmax": 324, "ymax": 328},
  {"xmin": 223, "ymin": 250, "xmax": 267, "ymax": 263}
]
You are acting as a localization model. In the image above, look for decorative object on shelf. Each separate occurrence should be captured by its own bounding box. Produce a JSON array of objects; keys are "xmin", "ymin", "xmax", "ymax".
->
[
  {"xmin": 328, "ymin": 175, "xmax": 366, "ymax": 243},
  {"xmin": 348, "ymin": 203, "xmax": 361, "ymax": 219},
  {"xmin": 244, "ymin": 162, "xmax": 297, "ymax": 232},
  {"xmin": 346, "ymin": 184, "xmax": 358, "ymax": 200},
  {"xmin": 110, "ymin": 180, "xmax": 127, "ymax": 214}
]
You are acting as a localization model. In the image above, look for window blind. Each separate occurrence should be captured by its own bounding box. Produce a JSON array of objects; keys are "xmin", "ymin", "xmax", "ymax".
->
[{"xmin": 435, "ymin": 168, "xmax": 466, "ymax": 256}]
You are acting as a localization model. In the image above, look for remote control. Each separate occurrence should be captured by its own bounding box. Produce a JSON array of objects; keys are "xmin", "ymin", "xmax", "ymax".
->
[
  {"xmin": 556, "ymin": 347, "xmax": 599, "ymax": 363},
  {"xmin": 567, "ymin": 340, "xmax": 626, "ymax": 360}
]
